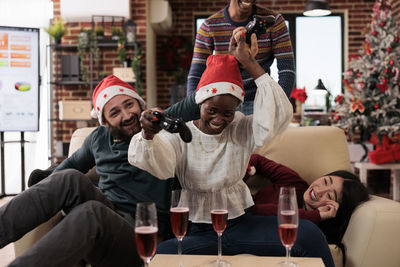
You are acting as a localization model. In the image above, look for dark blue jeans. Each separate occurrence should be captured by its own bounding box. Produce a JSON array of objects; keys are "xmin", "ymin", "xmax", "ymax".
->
[
  {"xmin": 157, "ymin": 212, "xmax": 335, "ymax": 267},
  {"xmin": 0, "ymin": 169, "xmax": 166, "ymax": 267}
]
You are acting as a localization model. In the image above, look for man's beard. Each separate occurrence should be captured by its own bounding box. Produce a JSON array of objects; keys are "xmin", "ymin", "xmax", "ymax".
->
[{"xmin": 107, "ymin": 114, "xmax": 141, "ymax": 142}]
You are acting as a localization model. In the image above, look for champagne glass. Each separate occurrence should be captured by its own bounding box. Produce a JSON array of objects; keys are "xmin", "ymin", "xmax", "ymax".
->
[
  {"xmin": 210, "ymin": 191, "xmax": 231, "ymax": 267},
  {"xmin": 170, "ymin": 190, "xmax": 190, "ymax": 267},
  {"xmin": 277, "ymin": 186, "xmax": 299, "ymax": 267},
  {"xmin": 135, "ymin": 202, "xmax": 158, "ymax": 267}
]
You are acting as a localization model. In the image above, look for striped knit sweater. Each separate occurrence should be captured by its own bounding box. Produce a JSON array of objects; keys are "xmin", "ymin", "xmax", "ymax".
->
[{"xmin": 186, "ymin": 5, "xmax": 295, "ymax": 102}]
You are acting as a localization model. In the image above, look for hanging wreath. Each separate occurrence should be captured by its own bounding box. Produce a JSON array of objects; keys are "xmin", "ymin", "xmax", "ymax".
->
[{"xmin": 161, "ymin": 36, "xmax": 193, "ymax": 84}]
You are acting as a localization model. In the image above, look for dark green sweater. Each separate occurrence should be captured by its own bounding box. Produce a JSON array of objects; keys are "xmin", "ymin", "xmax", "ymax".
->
[{"xmin": 55, "ymin": 94, "xmax": 199, "ymax": 215}]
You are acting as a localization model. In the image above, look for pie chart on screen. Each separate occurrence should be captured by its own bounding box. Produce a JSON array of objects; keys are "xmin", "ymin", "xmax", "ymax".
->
[{"xmin": 15, "ymin": 82, "xmax": 31, "ymax": 91}]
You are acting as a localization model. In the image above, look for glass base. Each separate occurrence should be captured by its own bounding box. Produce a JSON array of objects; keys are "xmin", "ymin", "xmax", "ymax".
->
[
  {"xmin": 278, "ymin": 260, "xmax": 298, "ymax": 267},
  {"xmin": 208, "ymin": 258, "xmax": 231, "ymax": 267}
]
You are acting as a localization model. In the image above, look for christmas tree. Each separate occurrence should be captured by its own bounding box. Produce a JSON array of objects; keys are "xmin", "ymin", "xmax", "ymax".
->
[{"xmin": 333, "ymin": 0, "xmax": 400, "ymax": 142}]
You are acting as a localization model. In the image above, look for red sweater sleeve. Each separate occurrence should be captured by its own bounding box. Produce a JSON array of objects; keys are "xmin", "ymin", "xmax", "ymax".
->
[
  {"xmin": 246, "ymin": 154, "xmax": 322, "ymax": 225},
  {"xmin": 246, "ymin": 154, "xmax": 309, "ymax": 189}
]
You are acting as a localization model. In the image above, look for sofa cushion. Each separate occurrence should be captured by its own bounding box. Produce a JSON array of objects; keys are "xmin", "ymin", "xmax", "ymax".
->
[{"xmin": 255, "ymin": 126, "xmax": 351, "ymax": 185}]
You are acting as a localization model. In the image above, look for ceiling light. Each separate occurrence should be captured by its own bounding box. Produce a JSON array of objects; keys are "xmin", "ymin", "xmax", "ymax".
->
[{"xmin": 303, "ymin": 0, "xmax": 332, "ymax": 17}]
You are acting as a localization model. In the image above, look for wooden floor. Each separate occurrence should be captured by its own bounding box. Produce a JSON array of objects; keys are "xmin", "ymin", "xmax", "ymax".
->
[{"xmin": 0, "ymin": 197, "xmax": 15, "ymax": 267}]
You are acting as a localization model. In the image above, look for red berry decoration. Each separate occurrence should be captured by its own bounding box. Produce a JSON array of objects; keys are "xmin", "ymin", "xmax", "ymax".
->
[
  {"xmin": 374, "ymin": 104, "xmax": 380, "ymax": 109},
  {"xmin": 357, "ymin": 72, "xmax": 361, "ymax": 77},
  {"xmin": 379, "ymin": 21, "xmax": 385, "ymax": 27},
  {"xmin": 384, "ymin": 68, "xmax": 389, "ymax": 73},
  {"xmin": 389, "ymin": 60, "xmax": 394, "ymax": 66},
  {"xmin": 395, "ymin": 37, "xmax": 400, "ymax": 43},
  {"xmin": 372, "ymin": 31, "xmax": 378, "ymax": 36},
  {"xmin": 387, "ymin": 47, "xmax": 392, "ymax": 53}
]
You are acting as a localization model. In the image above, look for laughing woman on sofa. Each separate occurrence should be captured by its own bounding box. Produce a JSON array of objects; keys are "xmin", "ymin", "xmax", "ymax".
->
[{"xmin": 245, "ymin": 153, "xmax": 370, "ymax": 265}]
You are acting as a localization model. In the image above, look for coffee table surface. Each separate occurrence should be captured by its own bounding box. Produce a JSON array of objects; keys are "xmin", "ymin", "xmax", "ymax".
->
[{"xmin": 150, "ymin": 254, "xmax": 324, "ymax": 267}]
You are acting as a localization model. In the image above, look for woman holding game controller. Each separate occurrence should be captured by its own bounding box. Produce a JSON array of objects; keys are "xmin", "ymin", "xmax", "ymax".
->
[
  {"xmin": 186, "ymin": 0, "xmax": 295, "ymax": 115},
  {"xmin": 129, "ymin": 28, "xmax": 334, "ymax": 267}
]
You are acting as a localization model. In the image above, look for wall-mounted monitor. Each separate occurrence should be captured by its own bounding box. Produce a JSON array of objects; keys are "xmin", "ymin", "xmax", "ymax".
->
[{"xmin": 0, "ymin": 26, "xmax": 40, "ymax": 132}]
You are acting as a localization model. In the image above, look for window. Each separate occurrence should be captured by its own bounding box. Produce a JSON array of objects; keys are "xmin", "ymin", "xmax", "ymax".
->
[
  {"xmin": 272, "ymin": 13, "xmax": 344, "ymax": 107},
  {"xmin": 194, "ymin": 13, "xmax": 345, "ymax": 108}
]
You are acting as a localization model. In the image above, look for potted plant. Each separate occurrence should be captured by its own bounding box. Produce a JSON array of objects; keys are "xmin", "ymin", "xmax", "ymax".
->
[
  {"xmin": 112, "ymin": 27, "xmax": 123, "ymax": 41},
  {"xmin": 94, "ymin": 26, "xmax": 104, "ymax": 41},
  {"xmin": 45, "ymin": 18, "xmax": 66, "ymax": 44}
]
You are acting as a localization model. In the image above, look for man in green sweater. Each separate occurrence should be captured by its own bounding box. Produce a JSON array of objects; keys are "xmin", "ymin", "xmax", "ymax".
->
[{"xmin": 0, "ymin": 75, "xmax": 196, "ymax": 267}]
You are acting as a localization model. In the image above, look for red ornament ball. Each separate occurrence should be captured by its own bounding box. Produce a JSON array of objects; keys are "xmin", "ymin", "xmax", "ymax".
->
[
  {"xmin": 384, "ymin": 68, "xmax": 389, "ymax": 73},
  {"xmin": 379, "ymin": 21, "xmax": 385, "ymax": 27},
  {"xmin": 389, "ymin": 60, "xmax": 394, "ymax": 66},
  {"xmin": 374, "ymin": 104, "xmax": 380, "ymax": 109},
  {"xmin": 356, "ymin": 72, "xmax": 361, "ymax": 77},
  {"xmin": 372, "ymin": 31, "xmax": 378, "ymax": 36},
  {"xmin": 387, "ymin": 47, "xmax": 392, "ymax": 53},
  {"xmin": 395, "ymin": 37, "xmax": 400, "ymax": 43}
]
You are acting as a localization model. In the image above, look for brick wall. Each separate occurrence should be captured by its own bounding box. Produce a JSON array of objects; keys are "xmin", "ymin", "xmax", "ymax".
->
[{"xmin": 50, "ymin": 0, "xmax": 400, "ymax": 160}]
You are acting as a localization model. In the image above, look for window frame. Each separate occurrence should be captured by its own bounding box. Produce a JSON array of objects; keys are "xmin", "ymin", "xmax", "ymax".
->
[{"xmin": 282, "ymin": 12, "xmax": 345, "ymax": 94}]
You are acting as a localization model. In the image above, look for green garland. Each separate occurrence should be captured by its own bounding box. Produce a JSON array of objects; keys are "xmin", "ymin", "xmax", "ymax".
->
[
  {"xmin": 132, "ymin": 43, "xmax": 143, "ymax": 96},
  {"xmin": 77, "ymin": 29, "xmax": 99, "ymax": 85}
]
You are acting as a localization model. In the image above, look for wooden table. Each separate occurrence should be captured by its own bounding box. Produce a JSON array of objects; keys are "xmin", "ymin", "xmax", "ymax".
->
[
  {"xmin": 354, "ymin": 162, "xmax": 400, "ymax": 201},
  {"xmin": 150, "ymin": 254, "xmax": 324, "ymax": 267}
]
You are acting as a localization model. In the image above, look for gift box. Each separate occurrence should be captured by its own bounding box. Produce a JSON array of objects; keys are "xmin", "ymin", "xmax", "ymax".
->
[
  {"xmin": 368, "ymin": 134, "xmax": 400, "ymax": 164},
  {"xmin": 368, "ymin": 145, "xmax": 400, "ymax": 164}
]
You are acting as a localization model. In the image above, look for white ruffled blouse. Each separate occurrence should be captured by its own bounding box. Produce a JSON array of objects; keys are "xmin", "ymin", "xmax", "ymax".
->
[{"xmin": 128, "ymin": 74, "xmax": 293, "ymax": 223}]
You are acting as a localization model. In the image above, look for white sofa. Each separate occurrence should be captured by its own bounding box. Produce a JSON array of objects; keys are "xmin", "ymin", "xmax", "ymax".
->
[{"xmin": 13, "ymin": 126, "xmax": 400, "ymax": 267}]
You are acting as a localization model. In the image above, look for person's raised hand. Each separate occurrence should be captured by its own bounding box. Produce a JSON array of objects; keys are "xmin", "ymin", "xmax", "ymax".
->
[
  {"xmin": 232, "ymin": 27, "xmax": 258, "ymax": 59},
  {"xmin": 229, "ymin": 27, "xmax": 264, "ymax": 79},
  {"xmin": 140, "ymin": 108, "xmax": 163, "ymax": 140},
  {"xmin": 317, "ymin": 200, "xmax": 340, "ymax": 221}
]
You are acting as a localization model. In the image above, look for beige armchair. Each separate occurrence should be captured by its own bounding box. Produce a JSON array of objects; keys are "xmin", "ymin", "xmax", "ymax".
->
[{"xmin": 13, "ymin": 126, "xmax": 400, "ymax": 267}]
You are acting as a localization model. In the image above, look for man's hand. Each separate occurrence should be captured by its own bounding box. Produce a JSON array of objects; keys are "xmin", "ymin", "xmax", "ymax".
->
[
  {"xmin": 317, "ymin": 200, "xmax": 340, "ymax": 221},
  {"xmin": 140, "ymin": 108, "xmax": 163, "ymax": 140}
]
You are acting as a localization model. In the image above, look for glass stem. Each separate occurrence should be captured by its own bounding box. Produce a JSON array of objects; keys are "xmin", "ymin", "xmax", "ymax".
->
[
  {"xmin": 178, "ymin": 237, "xmax": 183, "ymax": 267},
  {"xmin": 286, "ymin": 246, "xmax": 291, "ymax": 263},
  {"xmin": 178, "ymin": 237, "xmax": 183, "ymax": 255},
  {"xmin": 218, "ymin": 233, "xmax": 222, "ymax": 260}
]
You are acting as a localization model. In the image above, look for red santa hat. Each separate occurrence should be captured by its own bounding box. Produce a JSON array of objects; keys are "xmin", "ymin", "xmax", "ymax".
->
[
  {"xmin": 195, "ymin": 55, "xmax": 244, "ymax": 104},
  {"xmin": 90, "ymin": 75, "xmax": 145, "ymax": 125}
]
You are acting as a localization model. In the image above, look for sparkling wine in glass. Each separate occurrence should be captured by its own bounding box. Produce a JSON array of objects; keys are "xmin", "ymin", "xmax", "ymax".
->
[
  {"xmin": 277, "ymin": 186, "xmax": 299, "ymax": 267},
  {"xmin": 170, "ymin": 190, "xmax": 190, "ymax": 266},
  {"xmin": 135, "ymin": 202, "xmax": 158, "ymax": 267},
  {"xmin": 210, "ymin": 191, "xmax": 231, "ymax": 267}
]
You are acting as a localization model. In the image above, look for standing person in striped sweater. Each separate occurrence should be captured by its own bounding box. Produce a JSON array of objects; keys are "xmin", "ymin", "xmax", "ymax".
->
[{"xmin": 187, "ymin": 0, "xmax": 295, "ymax": 115}]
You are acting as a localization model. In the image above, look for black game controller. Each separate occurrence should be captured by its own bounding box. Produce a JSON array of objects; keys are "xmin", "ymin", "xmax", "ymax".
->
[
  {"xmin": 245, "ymin": 15, "xmax": 276, "ymax": 44},
  {"xmin": 152, "ymin": 111, "xmax": 192, "ymax": 143}
]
